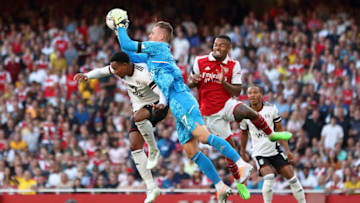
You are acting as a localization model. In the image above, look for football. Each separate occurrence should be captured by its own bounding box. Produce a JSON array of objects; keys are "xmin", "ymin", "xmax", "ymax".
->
[{"xmin": 105, "ymin": 8, "xmax": 128, "ymax": 30}]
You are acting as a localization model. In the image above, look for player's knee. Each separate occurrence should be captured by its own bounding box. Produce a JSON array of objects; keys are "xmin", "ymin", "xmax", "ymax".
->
[
  {"xmin": 192, "ymin": 124, "xmax": 210, "ymax": 144},
  {"xmin": 281, "ymin": 165, "xmax": 295, "ymax": 179},
  {"xmin": 183, "ymin": 138, "xmax": 199, "ymax": 158},
  {"xmin": 133, "ymin": 114, "xmax": 145, "ymax": 123},
  {"xmin": 235, "ymin": 104, "xmax": 257, "ymax": 120},
  {"xmin": 185, "ymin": 150, "xmax": 196, "ymax": 159},
  {"xmin": 133, "ymin": 109, "xmax": 150, "ymax": 123},
  {"xmin": 130, "ymin": 143, "xmax": 142, "ymax": 151}
]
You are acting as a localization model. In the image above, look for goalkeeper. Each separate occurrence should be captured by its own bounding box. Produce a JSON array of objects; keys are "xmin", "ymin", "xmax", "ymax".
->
[{"xmin": 111, "ymin": 10, "xmax": 292, "ymax": 202}]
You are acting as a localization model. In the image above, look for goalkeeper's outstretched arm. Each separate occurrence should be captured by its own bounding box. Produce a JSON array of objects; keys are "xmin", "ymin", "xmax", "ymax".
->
[
  {"xmin": 117, "ymin": 27, "xmax": 140, "ymax": 52},
  {"xmin": 115, "ymin": 31, "xmax": 148, "ymax": 63}
]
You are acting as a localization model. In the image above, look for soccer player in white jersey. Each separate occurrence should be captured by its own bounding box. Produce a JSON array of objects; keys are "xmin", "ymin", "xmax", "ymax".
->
[
  {"xmin": 240, "ymin": 86, "xmax": 306, "ymax": 203},
  {"xmin": 74, "ymin": 52, "xmax": 168, "ymax": 203}
]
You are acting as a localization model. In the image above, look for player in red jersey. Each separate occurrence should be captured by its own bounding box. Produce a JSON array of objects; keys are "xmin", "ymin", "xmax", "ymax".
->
[{"xmin": 188, "ymin": 35, "xmax": 292, "ymax": 199}]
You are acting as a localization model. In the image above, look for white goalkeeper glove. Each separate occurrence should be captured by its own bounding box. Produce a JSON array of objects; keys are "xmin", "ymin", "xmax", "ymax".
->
[{"xmin": 111, "ymin": 9, "xmax": 129, "ymax": 28}]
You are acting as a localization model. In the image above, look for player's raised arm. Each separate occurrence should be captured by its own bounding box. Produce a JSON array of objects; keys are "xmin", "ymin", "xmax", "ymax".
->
[
  {"xmin": 74, "ymin": 66, "xmax": 112, "ymax": 82},
  {"xmin": 116, "ymin": 27, "xmax": 141, "ymax": 53},
  {"xmin": 122, "ymin": 49, "xmax": 148, "ymax": 63},
  {"xmin": 116, "ymin": 20, "xmax": 173, "ymax": 55}
]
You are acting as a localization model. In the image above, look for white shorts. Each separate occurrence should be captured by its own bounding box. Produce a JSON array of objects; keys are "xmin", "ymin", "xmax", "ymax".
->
[{"xmin": 203, "ymin": 98, "xmax": 241, "ymax": 139}]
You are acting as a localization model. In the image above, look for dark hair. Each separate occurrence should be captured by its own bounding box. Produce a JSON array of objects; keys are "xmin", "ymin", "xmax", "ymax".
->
[
  {"xmin": 110, "ymin": 52, "xmax": 130, "ymax": 63},
  {"xmin": 330, "ymin": 115, "xmax": 338, "ymax": 121},
  {"xmin": 155, "ymin": 21, "xmax": 173, "ymax": 43},
  {"xmin": 247, "ymin": 84, "xmax": 264, "ymax": 94},
  {"xmin": 215, "ymin": 35, "xmax": 232, "ymax": 43}
]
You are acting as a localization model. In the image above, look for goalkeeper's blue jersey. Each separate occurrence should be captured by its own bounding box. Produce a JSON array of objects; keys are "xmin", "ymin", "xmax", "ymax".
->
[{"xmin": 117, "ymin": 27, "xmax": 189, "ymax": 99}]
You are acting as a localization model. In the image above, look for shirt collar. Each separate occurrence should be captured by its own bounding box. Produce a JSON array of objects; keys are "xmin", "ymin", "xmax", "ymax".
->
[{"xmin": 208, "ymin": 52, "xmax": 229, "ymax": 64}]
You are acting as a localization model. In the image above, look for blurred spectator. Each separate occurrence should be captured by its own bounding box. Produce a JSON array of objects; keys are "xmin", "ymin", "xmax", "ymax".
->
[
  {"xmin": 105, "ymin": 172, "xmax": 119, "ymax": 188},
  {"xmin": 303, "ymin": 110, "xmax": 324, "ymax": 142},
  {"xmin": 118, "ymin": 173, "xmax": 142, "ymax": 189},
  {"xmin": 173, "ymin": 27, "xmax": 190, "ymax": 62},
  {"xmin": 325, "ymin": 173, "xmax": 344, "ymax": 192},
  {"xmin": 299, "ymin": 166, "xmax": 318, "ymax": 189},
  {"xmin": 321, "ymin": 116, "xmax": 344, "ymax": 150},
  {"xmin": 88, "ymin": 18, "xmax": 104, "ymax": 44},
  {"xmin": 18, "ymin": 170, "xmax": 37, "ymax": 194},
  {"xmin": 57, "ymin": 173, "xmax": 73, "ymax": 189},
  {"xmin": 161, "ymin": 169, "xmax": 180, "ymax": 189},
  {"xmin": 157, "ymin": 129, "xmax": 176, "ymax": 159},
  {"xmin": 344, "ymin": 174, "xmax": 360, "ymax": 195},
  {"xmin": 47, "ymin": 162, "xmax": 62, "ymax": 187},
  {"xmin": 9, "ymin": 132, "xmax": 27, "ymax": 152}
]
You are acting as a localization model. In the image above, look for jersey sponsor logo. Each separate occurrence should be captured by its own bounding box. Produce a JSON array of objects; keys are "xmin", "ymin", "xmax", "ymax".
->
[
  {"xmin": 201, "ymin": 72, "xmax": 228, "ymax": 84},
  {"xmin": 204, "ymin": 66, "xmax": 211, "ymax": 71},
  {"xmin": 256, "ymin": 132, "xmax": 266, "ymax": 138}
]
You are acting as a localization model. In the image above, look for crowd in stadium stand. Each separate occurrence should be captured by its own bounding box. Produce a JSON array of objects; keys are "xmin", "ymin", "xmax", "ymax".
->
[{"xmin": 0, "ymin": 2, "xmax": 360, "ymax": 194}]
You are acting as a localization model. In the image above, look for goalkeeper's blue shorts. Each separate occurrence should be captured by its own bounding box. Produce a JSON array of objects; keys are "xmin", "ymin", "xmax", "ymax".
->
[{"xmin": 169, "ymin": 90, "xmax": 205, "ymax": 145}]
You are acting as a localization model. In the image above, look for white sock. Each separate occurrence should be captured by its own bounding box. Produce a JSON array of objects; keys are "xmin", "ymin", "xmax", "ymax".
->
[
  {"xmin": 235, "ymin": 158, "xmax": 247, "ymax": 167},
  {"xmin": 262, "ymin": 174, "xmax": 275, "ymax": 203},
  {"xmin": 131, "ymin": 149, "xmax": 156, "ymax": 189},
  {"xmin": 215, "ymin": 181, "xmax": 226, "ymax": 191},
  {"xmin": 288, "ymin": 176, "xmax": 306, "ymax": 203},
  {"xmin": 135, "ymin": 120, "xmax": 158, "ymax": 151}
]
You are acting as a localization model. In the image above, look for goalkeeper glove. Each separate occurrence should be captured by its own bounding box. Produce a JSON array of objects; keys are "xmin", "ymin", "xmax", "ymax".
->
[{"xmin": 112, "ymin": 9, "xmax": 129, "ymax": 28}]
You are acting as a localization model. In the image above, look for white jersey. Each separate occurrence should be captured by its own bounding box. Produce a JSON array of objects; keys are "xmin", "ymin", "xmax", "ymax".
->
[
  {"xmin": 240, "ymin": 102, "xmax": 282, "ymax": 157},
  {"xmin": 121, "ymin": 63, "xmax": 160, "ymax": 111},
  {"xmin": 85, "ymin": 63, "xmax": 165, "ymax": 112}
]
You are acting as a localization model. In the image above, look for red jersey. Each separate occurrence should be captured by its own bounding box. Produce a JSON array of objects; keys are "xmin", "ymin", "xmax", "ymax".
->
[
  {"xmin": 65, "ymin": 74, "xmax": 77, "ymax": 99},
  {"xmin": 193, "ymin": 53, "xmax": 242, "ymax": 116},
  {"xmin": 16, "ymin": 87, "xmax": 28, "ymax": 102},
  {"xmin": 0, "ymin": 71, "xmax": 11, "ymax": 92},
  {"xmin": 343, "ymin": 89, "xmax": 353, "ymax": 106},
  {"xmin": 289, "ymin": 63, "xmax": 304, "ymax": 75},
  {"xmin": 52, "ymin": 37, "xmax": 68, "ymax": 54},
  {"xmin": 41, "ymin": 121, "xmax": 56, "ymax": 144},
  {"xmin": 178, "ymin": 64, "xmax": 189, "ymax": 83},
  {"xmin": 44, "ymin": 75, "xmax": 58, "ymax": 98},
  {"xmin": 35, "ymin": 60, "xmax": 49, "ymax": 70}
]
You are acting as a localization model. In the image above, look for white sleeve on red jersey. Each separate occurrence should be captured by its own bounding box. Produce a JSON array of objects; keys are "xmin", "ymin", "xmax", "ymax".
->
[
  {"xmin": 191, "ymin": 56, "xmax": 201, "ymax": 75},
  {"xmin": 231, "ymin": 61, "xmax": 242, "ymax": 84}
]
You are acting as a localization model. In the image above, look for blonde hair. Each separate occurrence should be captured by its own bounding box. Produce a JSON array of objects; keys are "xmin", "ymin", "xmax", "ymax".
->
[{"xmin": 155, "ymin": 21, "xmax": 173, "ymax": 43}]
